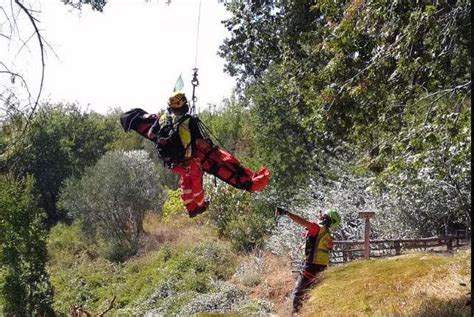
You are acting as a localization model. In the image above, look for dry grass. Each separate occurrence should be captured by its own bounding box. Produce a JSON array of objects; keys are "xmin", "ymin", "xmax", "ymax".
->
[
  {"xmin": 231, "ymin": 251, "xmax": 295, "ymax": 316},
  {"xmin": 301, "ymin": 249, "xmax": 471, "ymax": 317},
  {"xmin": 138, "ymin": 211, "xmax": 216, "ymax": 256}
]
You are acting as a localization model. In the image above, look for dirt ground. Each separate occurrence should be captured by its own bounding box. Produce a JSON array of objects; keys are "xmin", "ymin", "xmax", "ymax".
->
[{"xmin": 247, "ymin": 252, "xmax": 296, "ymax": 316}]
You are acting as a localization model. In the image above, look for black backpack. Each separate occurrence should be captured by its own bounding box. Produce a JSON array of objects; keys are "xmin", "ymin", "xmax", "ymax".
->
[{"xmin": 155, "ymin": 114, "xmax": 191, "ymax": 166}]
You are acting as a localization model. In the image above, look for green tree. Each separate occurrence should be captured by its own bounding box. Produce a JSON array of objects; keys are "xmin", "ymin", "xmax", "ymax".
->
[
  {"xmin": 0, "ymin": 176, "xmax": 54, "ymax": 316},
  {"xmin": 103, "ymin": 108, "xmax": 147, "ymax": 152},
  {"xmin": 220, "ymin": 1, "xmax": 471, "ymax": 233},
  {"xmin": 1, "ymin": 104, "xmax": 118, "ymax": 225},
  {"xmin": 60, "ymin": 150, "xmax": 164, "ymax": 262},
  {"xmin": 221, "ymin": 0, "xmax": 470, "ymax": 170}
]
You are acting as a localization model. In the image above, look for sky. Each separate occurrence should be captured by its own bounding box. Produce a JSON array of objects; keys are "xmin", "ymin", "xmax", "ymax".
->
[{"xmin": 1, "ymin": 0, "xmax": 236, "ymax": 115}]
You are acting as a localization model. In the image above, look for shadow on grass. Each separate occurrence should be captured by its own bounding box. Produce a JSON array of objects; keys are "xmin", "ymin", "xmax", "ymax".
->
[{"xmin": 413, "ymin": 296, "xmax": 471, "ymax": 317}]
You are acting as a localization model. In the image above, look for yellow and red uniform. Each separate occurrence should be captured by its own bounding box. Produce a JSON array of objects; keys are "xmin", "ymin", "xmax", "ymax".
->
[
  {"xmin": 120, "ymin": 107, "xmax": 270, "ymax": 217},
  {"xmin": 292, "ymin": 222, "xmax": 334, "ymax": 313},
  {"xmin": 158, "ymin": 112, "xmax": 206, "ymax": 216}
]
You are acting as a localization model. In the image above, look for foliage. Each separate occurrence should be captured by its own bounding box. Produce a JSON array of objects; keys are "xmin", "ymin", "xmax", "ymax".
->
[
  {"xmin": 62, "ymin": 0, "xmax": 107, "ymax": 12},
  {"xmin": 265, "ymin": 152, "xmax": 383, "ymax": 261},
  {"xmin": 218, "ymin": 1, "xmax": 296, "ymax": 86},
  {"xmin": 198, "ymin": 97, "xmax": 260, "ymax": 168},
  {"xmin": 1, "ymin": 103, "xmax": 118, "ymax": 225},
  {"xmin": 48, "ymin": 223, "xmax": 272, "ymax": 316},
  {"xmin": 47, "ymin": 223, "xmax": 239, "ymax": 315},
  {"xmin": 220, "ymin": 0, "xmax": 471, "ymax": 234},
  {"xmin": 226, "ymin": 211, "xmax": 273, "ymax": 253},
  {"xmin": 47, "ymin": 222, "xmax": 119, "ymax": 314},
  {"xmin": 233, "ymin": 255, "xmax": 265, "ymax": 287},
  {"xmin": 59, "ymin": 150, "xmax": 164, "ymax": 262},
  {"xmin": 0, "ymin": 175, "xmax": 54, "ymax": 316},
  {"xmin": 204, "ymin": 183, "xmax": 274, "ymax": 252},
  {"xmin": 175, "ymin": 281, "xmax": 273, "ymax": 316},
  {"xmin": 161, "ymin": 188, "xmax": 185, "ymax": 222},
  {"xmin": 47, "ymin": 222, "xmax": 99, "ymax": 268},
  {"xmin": 371, "ymin": 96, "xmax": 471, "ymax": 236},
  {"xmin": 103, "ymin": 108, "xmax": 147, "ymax": 152}
]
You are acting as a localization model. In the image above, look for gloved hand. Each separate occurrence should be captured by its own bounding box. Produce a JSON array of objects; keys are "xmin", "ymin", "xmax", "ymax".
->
[{"xmin": 275, "ymin": 207, "xmax": 288, "ymax": 216}]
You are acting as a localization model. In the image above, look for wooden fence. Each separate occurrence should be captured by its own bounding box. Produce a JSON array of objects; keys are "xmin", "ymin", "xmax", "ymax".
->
[{"xmin": 330, "ymin": 234, "xmax": 469, "ymax": 264}]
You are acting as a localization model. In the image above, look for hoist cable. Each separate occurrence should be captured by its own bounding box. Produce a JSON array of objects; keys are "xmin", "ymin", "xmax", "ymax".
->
[
  {"xmin": 194, "ymin": 0, "xmax": 202, "ymax": 69},
  {"xmin": 190, "ymin": 0, "xmax": 202, "ymax": 116}
]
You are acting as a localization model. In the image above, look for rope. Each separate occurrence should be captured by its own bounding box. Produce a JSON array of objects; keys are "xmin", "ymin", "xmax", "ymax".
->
[
  {"xmin": 197, "ymin": 118, "xmax": 232, "ymax": 153},
  {"xmin": 194, "ymin": 0, "xmax": 202, "ymax": 69},
  {"xmin": 190, "ymin": 0, "xmax": 202, "ymax": 116}
]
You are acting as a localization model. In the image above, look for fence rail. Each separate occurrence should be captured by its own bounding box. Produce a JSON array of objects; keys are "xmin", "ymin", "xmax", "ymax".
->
[{"xmin": 330, "ymin": 234, "xmax": 469, "ymax": 264}]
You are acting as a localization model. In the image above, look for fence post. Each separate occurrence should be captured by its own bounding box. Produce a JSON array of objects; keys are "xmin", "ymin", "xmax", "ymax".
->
[
  {"xmin": 342, "ymin": 244, "xmax": 348, "ymax": 263},
  {"xmin": 394, "ymin": 240, "xmax": 401, "ymax": 255},
  {"xmin": 358, "ymin": 211, "xmax": 376, "ymax": 260},
  {"xmin": 447, "ymin": 237, "xmax": 453, "ymax": 252}
]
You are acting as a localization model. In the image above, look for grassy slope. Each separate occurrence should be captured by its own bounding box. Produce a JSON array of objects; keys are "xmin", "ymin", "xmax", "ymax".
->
[
  {"xmin": 45, "ymin": 214, "xmax": 470, "ymax": 316},
  {"xmin": 302, "ymin": 250, "xmax": 471, "ymax": 317},
  {"xmin": 47, "ymin": 213, "xmax": 238, "ymax": 315}
]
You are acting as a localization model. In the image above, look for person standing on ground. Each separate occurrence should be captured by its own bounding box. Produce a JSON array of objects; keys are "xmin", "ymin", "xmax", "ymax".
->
[{"xmin": 275, "ymin": 207, "xmax": 341, "ymax": 314}]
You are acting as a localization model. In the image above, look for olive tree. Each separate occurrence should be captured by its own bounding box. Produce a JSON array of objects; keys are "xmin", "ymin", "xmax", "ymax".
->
[{"xmin": 60, "ymin": 150, "xmax": 164, "ymax": 262}]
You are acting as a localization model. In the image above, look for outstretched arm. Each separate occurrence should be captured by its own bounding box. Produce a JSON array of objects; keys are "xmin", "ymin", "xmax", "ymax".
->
[{"xmin": 276, "ymin": 207, "xmax": 313, "ymax": 229}]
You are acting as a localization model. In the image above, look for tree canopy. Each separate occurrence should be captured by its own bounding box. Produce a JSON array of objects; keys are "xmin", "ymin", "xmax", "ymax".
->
[{"xmin": 219, "ymin": 0, "xmax": 471, "ymax": 234}]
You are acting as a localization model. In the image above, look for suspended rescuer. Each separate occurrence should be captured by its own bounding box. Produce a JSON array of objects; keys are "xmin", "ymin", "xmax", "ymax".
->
[
  {"xmin": 121, "ymin": 91, "xmax": 271, "ymax": 218},
  {"xmin": 147, "ymin": 91, "xmax": 207, "ymax": 217},
  {"xmin": 275, "ymin": 207, "xmax": 341, "ymax": 314}
]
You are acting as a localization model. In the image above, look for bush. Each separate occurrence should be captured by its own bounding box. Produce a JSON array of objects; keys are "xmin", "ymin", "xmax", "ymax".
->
[
  {"xmin": 233, "ymin": 256, "xmax": 265, "ymax": 287},
  {"xmin": 227, "ymin": 211, "xmax": 273, "ymax": 252},
  {"xmin": 177, "ymin": 281, "xmax": 246, "ymax": 316},
  {"xmin": 175, "ymin": 281, "xmax": 274, "ymax": 316},
  {"xmin": 47, "ymin": 222, "xmax": 98, "ymax": 267},
  {"xmin": 204, "ymin": 182, "xmax": 275, "ymax": 252},
  {"xmin": 0, "ymin": 176, "xmax": 54, "ymax": 316},
  {"xmin": 117, "ymin": 242, "xmax": 238, "ymax": 315},
  {"xmin": 60, "ymin": 150, "xmax": 164, "ymax": 262},
  {"xmin": 161, "ymin": 188, "xmax": 185, "ymax": 222}
]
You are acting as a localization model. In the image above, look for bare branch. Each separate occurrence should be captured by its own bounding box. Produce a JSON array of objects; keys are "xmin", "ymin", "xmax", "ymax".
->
[
  {"xmin": 97, "ymin": 296, "xmax": 116, "ymax": 317},
  {"xmin": 15, "ymin": 30, "xmax": 36, "ymax": 56},
  {"xmin": 0, "ymin": 6, "xmax": 14, "ymax": 39},
  {"xmin": 0, "ymin": 0, "xmax": 46, "ymax": 155},
  {"xmin": 14, "ymin": 0, "xmax": 45, "ymax": 119},
  {"xmin": 69, "ymin": 296, "xmax": 116, "ymax": 317},
  {"xmin": 42, "ymin": 36, "xmax": 62, "ymax": 61}
]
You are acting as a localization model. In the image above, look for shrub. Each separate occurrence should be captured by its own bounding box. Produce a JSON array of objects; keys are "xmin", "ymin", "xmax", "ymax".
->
[
  {"xmin": 0, "ymin": 176, "xmax": 54, "ymax": 316},
  {"xmin": 204, "ymin": 182, "xmax": 275, "ymax": 252},
  {"xmin": 60, "ymin": 150, "xmax": 164, "ymax": 262},
  {"xmin": 177, "ymin": 281, "xmax": 246, "ymax": 316},
  {"xmin": 118, "ymin": 242, "xmax": 238, "ymax": 315},
  {"xmin": 227, "ymin": 211, "xmax": 273, "ymax": 252},
  {"xmin": 233, "ymin": 256, "xmax": 265, "ymax": 287},
  {"xmin": 234, "ymin": 299, "xmax": 274, "ymax": 314},
  {"xmin": 161, "ymin": 188, "xmax": 185, "ymax": 222},
  {"xmin": 176, "ymin": 281, "xmax": 274, "ymax": 316}
]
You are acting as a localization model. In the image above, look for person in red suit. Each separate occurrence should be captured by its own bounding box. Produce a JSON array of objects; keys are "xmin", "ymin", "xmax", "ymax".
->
[
  {"xmin": 275, "ymin": 207, "xmax": 341, "ymax": 314},
  {"xmin": 145, "ymin": 91, "xmax": 270, "ymax": 217}
]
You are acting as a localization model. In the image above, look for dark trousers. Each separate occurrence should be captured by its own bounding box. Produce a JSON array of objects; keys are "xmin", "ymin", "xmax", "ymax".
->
[{"xmin": 291, "ymin": 263, "xmax": 326, "ymax": 313}]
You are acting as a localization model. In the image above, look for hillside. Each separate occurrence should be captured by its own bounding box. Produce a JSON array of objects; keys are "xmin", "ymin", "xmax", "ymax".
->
[
  {"xmin": 44, "ymin": 213, "xmax": 471, "ymax": 316},
  {"xmin": 302, "ymin": 249, "xmax": 471, "ymax": 317}
]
